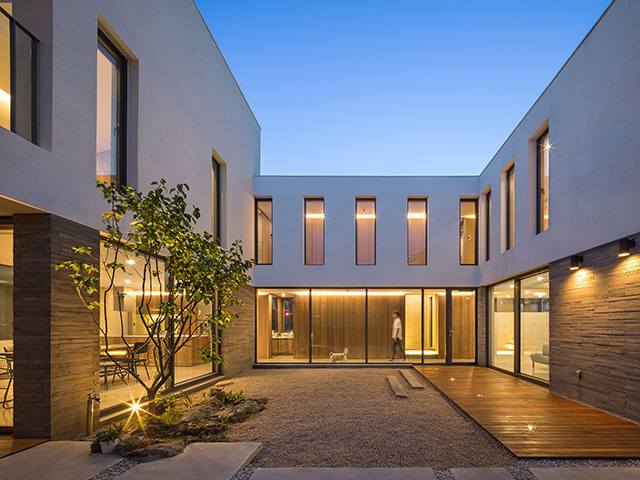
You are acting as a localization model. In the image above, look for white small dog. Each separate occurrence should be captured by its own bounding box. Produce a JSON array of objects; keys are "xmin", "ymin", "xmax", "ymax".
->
[{"xmin": 329, "ymin": 347, "xmax": 348, "ymax": 363}]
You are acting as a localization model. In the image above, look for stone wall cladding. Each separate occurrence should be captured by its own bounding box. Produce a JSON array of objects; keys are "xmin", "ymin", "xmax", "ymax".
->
[
  {"xmin": 549, "ymin": 232, "xmax": 640, "ymax": 423},
  {"xmin": 220, "ymin": 285, "xmax": 255, "ymax": 377},
  {"xmin": 13, "ymin": 214, "xmax": 100, "ymax": 440}
]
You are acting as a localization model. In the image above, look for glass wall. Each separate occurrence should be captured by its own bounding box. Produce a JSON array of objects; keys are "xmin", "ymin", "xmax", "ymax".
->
[
  {"xmin": 312, "ymin": 290, "xmax": 366, "ymax": 363},
  {"xmin": 488, "ymin": 270, "xmax": 549, "ymax": 382},
  {"xmin": 506, "ymin": 165, "xmax": 515, "ymax": 249},
  {"xmin": 407, "ymin": 199, "xmax": 427, "ymax": 265},
  {"xmin": 356, "ymin": 199, "xmax": 376, "ymax": 265},
  {"xmin": 368, "ymin": 289, "xmax": 421, "ymax": 362},
  {"xmin": 423, "ymin": 289, "xmax": 446, "ymax": 363},
  {"xmin": 99, "ymin": 246, "xmax": 215, "ymax": 409},
  {"xmin": 460, "ymin": 199, "xmax": 477, "ymax": 265},
  {"xmin": 256, "ymin": 289, "xmax": 308, "ymax": 363},
  {"xmin": 520, "ymin": 272, "xmax": 549, "ymax": 380},
  {"xmin": 537, "ymin": 130, "xmax": 550, "ymax": 233},
  {"xmin": 97, "ymin": 33, "xmax": 126, "ymax": 185},
  {"xmin": 489, "ymin": 280, "xmax": 515, "ymax": 372},
  {"xmin": 451, "ymin": 290, "xmax": 476, "ymax": 362},
  {"xmin": 304, "ymin": 199, "xmax": 324, "ymax": 265},
  {"xmin": 257, "ymin": 288, "xmax": 474, "ymax": 364},
  {"xmin": 255, "ymin": 199, "xmax": 273, "ymax": 264},
  {"xmin": 0, "ymin": 9, "xmax": 10, "ymax": 131},
  {"xmin": 0, "ymin": 222, "xmax": 13, "ymax": 426}
]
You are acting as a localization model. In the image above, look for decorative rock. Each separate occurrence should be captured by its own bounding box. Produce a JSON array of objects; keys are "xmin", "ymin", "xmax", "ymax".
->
[{"xmin": 124, "ymin": 441, "xmax": 186, "ymax": 462}]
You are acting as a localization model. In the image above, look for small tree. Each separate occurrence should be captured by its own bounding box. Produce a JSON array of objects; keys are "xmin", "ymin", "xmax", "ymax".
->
[{"xmin": 57, "ymin": 180, "xmax": 253, "ymax": 413}]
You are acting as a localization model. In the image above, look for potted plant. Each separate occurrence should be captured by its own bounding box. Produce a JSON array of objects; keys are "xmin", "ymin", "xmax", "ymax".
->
[{"xmin": 95, "ymin": 422, "xmax": 125, "ymax": 454}]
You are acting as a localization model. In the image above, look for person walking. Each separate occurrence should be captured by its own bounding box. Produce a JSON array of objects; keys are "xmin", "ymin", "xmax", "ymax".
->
[{"xmin": 390, "ymin": 311, "xmax": 406, "ymax": 361}]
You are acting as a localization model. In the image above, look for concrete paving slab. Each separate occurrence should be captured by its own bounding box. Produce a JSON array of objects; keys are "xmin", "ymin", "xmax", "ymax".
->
[
  {"xmin": 118, "ymin": 442, "xmax": 261, "ymax": 480},
  {"xmin": 400, "ymin": 369, "xmax": 425, "ymax": 389},
  {"xmin": 0, "ymin": 440, "xmax": 120, "ymax": 480},
  {"xmin": 451, "ymin": 468, "xmax": 514, "ymax": 480},
  {"xmin": 388, "ymin": 374, "xmax": 408, "ymax": 398},
  {"xmin": 251, "ymin": 468, "xmax": 437, "ymax": 480},
  {"xmin": 531, "ymin": 468, "xmax": 640, "ymax": 480}
]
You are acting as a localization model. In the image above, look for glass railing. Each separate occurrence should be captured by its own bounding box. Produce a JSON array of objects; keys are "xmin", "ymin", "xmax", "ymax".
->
[{"xmin": 0, "ymin": 5, "xmax": 38, "ymax": 144}]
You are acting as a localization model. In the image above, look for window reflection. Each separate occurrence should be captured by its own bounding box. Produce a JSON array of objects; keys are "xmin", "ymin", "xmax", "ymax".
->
[
  {"xmin": 0, "ymin": 222, "xmax": 13, "ymax": 427},
  {"xmin": 257, "ymin": 289, "xmax": 308, "ymax": 363},
  {"xmin": 304, "ymin": 199, "xmax": 324, "ymax": 265},
  {"xmin": 520, "ymin": 272, "xmax": 549, "ymax": 381},
  {"xmin": 255, "ymin": 199, "xmax": 273, "ymax": 264},
  {"xmin": 356, "ymin": 199, "xmax": 375, "ymax": 265},
  {"xmin": 489, "ymin": 280, "xmax": 515, "ymax": 372},
  {"xmin": 460, "ymin": 199, "xmax": 478, "ymax": 265},
  {"xmin": 407, "ymin": 199, "xmax": 427, "ymax": 265}
]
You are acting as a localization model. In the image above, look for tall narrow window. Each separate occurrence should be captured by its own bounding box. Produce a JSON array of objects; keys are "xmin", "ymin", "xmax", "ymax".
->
[
  {"xmin": 485, "ymin": 190, "xmax": 491, "ymax": 261},
  {"xmin": 407, "ymin": 198, "xmax": 427, "ymax": 265},
  {"xmin": 536, "ymin": 130, "xmax": 550, "ymax": 233},
  {"xmin": 460, "ymin": 199, "xmax": 478, "ymax": 265},
  {"xmin": 356, "ymin": 198, "xmax": 376, "ymax": 265},
  {"xmin": 506, "ymin": 165, "xmax": 515, "ymax": 250},
  {"xmin": 304, "ymin": 198, "xmax": 324, "ymax": 265},
  {"xmin": 255, "ymin": 199, "xmax": 273, "ymax": 264},
  {"xmin": 96, "ymin": 32, "xmax": 126, "ymax": 186},
  {"xmin": 212, "ymin": 158, "xmax": 221, "ymax": 240}
]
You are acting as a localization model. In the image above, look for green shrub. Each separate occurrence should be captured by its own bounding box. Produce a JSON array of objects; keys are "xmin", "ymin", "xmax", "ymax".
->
[
  {"xmin": 95, "ymin": 422, "xmax": 125, "ymax": 443},
  {"xmin": 224, "ymin": 391, "xmax": 245, "ymax": 404}
]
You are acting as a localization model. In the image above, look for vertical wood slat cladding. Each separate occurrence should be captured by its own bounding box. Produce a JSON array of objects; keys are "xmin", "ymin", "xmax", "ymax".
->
[
  {"xmin": 311, "ymin": 294, "xmax": 366, "ymax": 361},
  {"xmin": 13, "ymin": 214, "xmax": 100, "ymax": 440},
  {"xmin": 367, "ymin": 296, "xmax": 405, "ymax": 360},
  {"xmin": 256, "ymin": 293, "xmax": 271, "ymax": 360},
  {"xmin": 550, "ymin": 233, "xmax": 640, "ymax": 423},
  {"xmin": 293, "ymin": 294, "xmax": 309, "ymax": 359},
  {"xmin": 451, "ymin": 294, "xmax": 475, "ymax": 361}
]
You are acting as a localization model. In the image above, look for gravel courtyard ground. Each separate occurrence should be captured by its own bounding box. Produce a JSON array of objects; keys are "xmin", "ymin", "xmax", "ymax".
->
[{"xmin": 224, "ymin": 368, "xmax": 516, "ymax": 470}]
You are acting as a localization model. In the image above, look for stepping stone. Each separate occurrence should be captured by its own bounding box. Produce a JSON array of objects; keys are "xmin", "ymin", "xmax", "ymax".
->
[
  {"xmin": 252, "ymin": 467, "xmax": 437, "ymax": 480},
  {"xmin": 0, "ymin": 441, "xmax": 120, "ymax": 480},
  {"xmin": 451, "ymin": 468, "xmax": 515, "ymax": 480},
  {"xmin": 387, "ymin": 374, "xmax": 408, "ymax": 398},
  {"xmin": 118, "ymin": 442, "xmax": 261, "ymax": 480},
  {"xmin": 531, "ymin": 468, "xmax": 640, "ymax": 480},
  {"xmin": 400, "ymin": 369, "xmax": 425, "ymax": 389}
]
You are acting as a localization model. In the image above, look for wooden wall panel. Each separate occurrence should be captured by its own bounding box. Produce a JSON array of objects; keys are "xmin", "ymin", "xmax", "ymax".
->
[
  {"xmin": 256, "ymin": 294, "xmax": 271, "ymax": 360},
  {"xmin": 292, "ymin": 294, "xmax": 309, "ymax": 359},
  {"xmin": 343, "ymin": 295, "xmax": 366, "ymax": 360},
  {"xmin": 452, "ymin": 295, "xmax": 475, "ymax": 361}
]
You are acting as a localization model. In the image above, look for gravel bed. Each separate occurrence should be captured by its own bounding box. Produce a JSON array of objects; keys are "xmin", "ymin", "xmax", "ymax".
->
[
  {"xmin": 224, "ymin": 368, "xmax": 516, "ymax": 469},
  {"xmin": 88, "ymin": 458, "xmax": 139, "ymax": 480},
  {"xmin": 231, "ymin": 467, "xmax": 254, "ymax": 480}
]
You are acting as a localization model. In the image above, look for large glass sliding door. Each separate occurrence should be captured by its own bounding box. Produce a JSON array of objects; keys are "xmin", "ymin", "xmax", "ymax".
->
[
  {"xmin": 256, "ymin": 287, "xmax": 475, "ymax": 364},
  {"xmin": 488, "ymin": 270, "xmax": 549, "ymax": 382},
  {"xmin": 0, "ymin": 221, "xmax": 13, "ymax": 426}
]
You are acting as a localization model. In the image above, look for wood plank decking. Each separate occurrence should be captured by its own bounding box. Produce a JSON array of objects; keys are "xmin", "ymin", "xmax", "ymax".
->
[{"xmin": 414, "ymin": 365, "xmax": 640, "ymax": 458}]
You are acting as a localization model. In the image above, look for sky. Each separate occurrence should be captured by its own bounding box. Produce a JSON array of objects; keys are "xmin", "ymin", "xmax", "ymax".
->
[{"xmin": 196, "ymin": 0, "xmax": 612, "ymax": 176}]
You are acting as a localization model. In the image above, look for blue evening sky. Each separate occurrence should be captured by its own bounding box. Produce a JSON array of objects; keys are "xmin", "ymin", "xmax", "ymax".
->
[{"xmin": 196, "ymin": 0, "xmax": 612, "ymax": 176}]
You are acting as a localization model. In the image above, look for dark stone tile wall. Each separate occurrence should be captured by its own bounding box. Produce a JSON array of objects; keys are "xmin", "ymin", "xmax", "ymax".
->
[
  {"xmin": 13, "ymin": 214, "xmax": 100, "ymax": 439},
  {"xmin": 549, "ymin": 232, "xmax": 640, "ymax": 422},
  {"xmin": 220, "ymin": 285, "xmax": 255, "ymax": 377}
]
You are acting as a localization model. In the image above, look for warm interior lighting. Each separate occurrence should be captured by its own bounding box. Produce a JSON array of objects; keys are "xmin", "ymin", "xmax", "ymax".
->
[
  {"xmin": 368, "ymin": 291, "xmax": 408, "ymax": 296},
  {"xmin": 407, "ymin": 213, "xmax": 427, "ymax": 219},
  {"xmin": 124, "ymin": 279, "xmax": 131, "ymax": 284},
  {"xmin": 618, "ymin": 238, "xmax": 635, "ymax": 257},
  {"xmin": 305, "ymin": 213, "xmax": 325, "ymax": 219},
  {"xmin": 0, "ymin": 88, "xmax": 10, "ymax": 105},
  {"xmin": 496, "ymin": 350, "xmax": 514, "ymax": 355},
  {"xmin": 569, "ymin": 255, "xmax": 583, "ymax": 270},
  {"xmin": 356, "ymin": 214, "xmax": 376, "ymax": 219},
  {"xmin": 126, "ymin": 259, "xmax": 136, "ymax": 265},
  {"xmin": 463, "ymin": 214, "xmax": 476, "ymax": 219},
  {"xmin": 405, "ymin": 349, "xmax": 438, "ymax": 355}
]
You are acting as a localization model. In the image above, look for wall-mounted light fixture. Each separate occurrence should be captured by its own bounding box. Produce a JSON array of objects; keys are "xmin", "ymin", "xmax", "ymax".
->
[
  {"xmin": 618, "ymin": 238, "xmax": 636, "ymax": 257},
  {"xmin": 569, "ymin": 255, "xmax": 583, "ymax": 271}
]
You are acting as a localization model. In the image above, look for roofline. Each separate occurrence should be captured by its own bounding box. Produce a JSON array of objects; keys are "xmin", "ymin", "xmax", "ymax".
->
[
  {"xmin": 254, "ymin": 174, "xmax": 478, "ymax": 179},
  {"xmin": 478, "ymin": 0, "xmax": 616, "ymax": 177},
  {"xmin": 191, "ymin": 0, "xmax": 262, "ymax": 130}
]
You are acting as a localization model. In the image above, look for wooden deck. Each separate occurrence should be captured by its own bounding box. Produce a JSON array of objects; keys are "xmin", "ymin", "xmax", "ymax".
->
[
  {"xmin": 0, "ymin": 436, "xmax": 47, "ymax": 459},
  {"xmin": 414, "ymin": 365, "xmax": 640, "ymax": 458}
]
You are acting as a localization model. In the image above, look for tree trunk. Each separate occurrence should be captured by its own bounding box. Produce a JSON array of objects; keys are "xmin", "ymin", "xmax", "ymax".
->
[{"xmin": 146, "ymin": 389, "xmax": 158, "ymax": 415}]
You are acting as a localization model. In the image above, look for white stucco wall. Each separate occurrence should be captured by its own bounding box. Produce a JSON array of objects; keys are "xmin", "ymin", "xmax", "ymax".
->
[
  {"xmin": 253, "ymin": 175, "xmax": 480, "ymax": 288},
  {"xmin": 0, "ymin": 0, "xmax": 260, "ymax": 255},
  {"xmin": 254, "ymin": 0, "xmax": 640, "ymax": 289}
]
